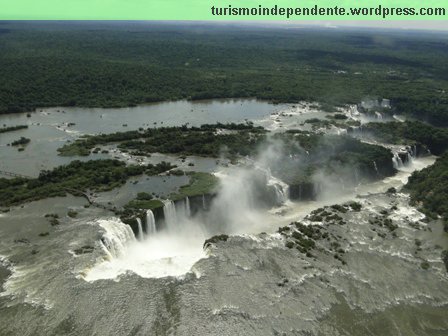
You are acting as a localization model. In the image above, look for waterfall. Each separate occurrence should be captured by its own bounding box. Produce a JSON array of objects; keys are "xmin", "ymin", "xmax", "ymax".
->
[
  {"xmin": 272, "ymin": 183, "xmax": 288, "ymax": 204},
  {"xmin": 392, "ymin": 153, "xmax": 403, "ymax": 169},
  {"xmin": 202, "ymin": 194, "xmax": 206, "ymax": 210},
  {"xmin": 373, "ymin": 161, "xmax": 380, "ymax": 176},
  {"xmin": 146, "ymin": 210, "xmax": 156, "ymax": 235},
  {"xmin": 354, "ymin": 167, "xmax": 360, "ymax": 184},
  {"xmin": 185, "ymin": 196, "xmax": 191, "ymax": 218},
  {"xmin": 406, "ymin": 146, "xmax": 414, "ymax": 164},
  {"xmin": 392, "ymin": 155, "xmax": 397, "ymax": 169},
  {"xmin": 397, "ymin": 154, "xmax": 403, "ymax": 167},
  {"xmin": 375, "ymin": 112, "xmax": 383, "ymax": 120},
  {"xmin": 242, "ymin": 158, "xmax": 290, "ymax": 206},
  {"xmin": 97, "ymin": 218, "xmax": 135, "ymax": 258},
  {"xmin": 312, "ymin": 183, "xmax": 323, "ymax": 198},
  {"xmin": 163, "ymin": 200, "xmax": 178, "ymax": 231},
  {"xmin": 266, "ymin": 170, "xmax": 289, "ymax": 204},
  {"xmin": 136, "ymin": 218, "xmax": 143, "ymax": 241},
  {"xmin": 339, "ymin": 177, "xmax": 346, "ymax": 190}
]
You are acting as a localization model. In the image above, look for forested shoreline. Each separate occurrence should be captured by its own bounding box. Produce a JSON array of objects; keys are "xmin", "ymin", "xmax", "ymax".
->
[
  {"xmin": 1, "ymin": 22, "xmax": 448, "ymax": 126},
  {"xmin": 1, "ymin": 21, "xmax": 447, "ymax": 233}
]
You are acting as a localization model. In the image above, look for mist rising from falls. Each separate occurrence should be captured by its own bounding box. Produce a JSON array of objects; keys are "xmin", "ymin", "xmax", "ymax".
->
[
  {"xmin": 85, "ymin": 144, "xmax": 291, "ymax": 281},
  {"xmin": 208, "ymin": 167, "xmax": 283, "ymax": 235},
  {"xmin": 392, "ymin": 153, "xmax": 404, "ymax": 169},
  {"xmin": 87, "ymin": 200, "xmax": 206, "ymax": 280},
  {"xmin": 266, "ymin": 168, "xmax": 290, "ymax": 204},
  {"xmin": 146, "ymin": 210, "xmax": 156, "ymax": 235},
  {"xmin": 162, "ymin": 200, "xmax": 178, "ymax": 232},
  {"xmin": 206, "ymin": 142, "xmax": 290, "ymax": 234}
]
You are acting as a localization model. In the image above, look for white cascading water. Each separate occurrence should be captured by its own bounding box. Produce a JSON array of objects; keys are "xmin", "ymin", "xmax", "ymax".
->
[
  {"xmin": 136, "ymin": 218, "xmax": 143, "ymax": 241},
  {"xmin": 313, "ymin": 182, "xmax": 323, "ymax": 197},
  {"xmin": 86, "ymin": 206, "xmax": 206, "ymax": 281},
  {"xmin": 163, "ymin": 200, "xmax": 179, "ymax": 231},
  {"xmin": 267, "ymin": 171, "xmax": 290, "ymax": 204},
  {"xmin": 407, "ymin": 150, "xmax": 414, "ymax": 164},
  {"xmin": 209, "ymin": 166, "xmax": 289, "ymax": 235},
  {"xmin": 96, "ymin": 218, "xmax": 136, "ymax": 259},
  {"xmin": 392, "ymin": 152, "xmax": 404, "ymax": 169},
  {"xmin": 255, "ymin": 166, "xmax": 289, "ymax": 205},
  {"xmin": 339, "ymin": 177, "xmax": 346, "ymax": 191},
  {"xmin": 375, "ymin": 111, "xmax": 383, "ymax": 120},
  {"xmin": 185, "ymin": 196, "xmax": 191, "ymax": 218},
  {"xmin": 202, "ymin": 194, "xmax": 206, "ymax": 210},
  {"xmin": 85, "ymin": 144, "xmax": 292, "ymax": 281},
  {"xmin": 146, "ymin": 210, "xmax": 156, "ymax": 235}
]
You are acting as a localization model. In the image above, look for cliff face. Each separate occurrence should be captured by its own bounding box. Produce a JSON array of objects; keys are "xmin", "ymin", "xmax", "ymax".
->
[
  {"xmin": 125, "ymin": 193, "xmax": 217, "ymax": 234},
  {"xmin": 361, "ymin": 155, "xmax": 396, "ymax": 181},
  {"xmin": 288, "ymin": 182, "xmax": 317, "ymax": 201}
]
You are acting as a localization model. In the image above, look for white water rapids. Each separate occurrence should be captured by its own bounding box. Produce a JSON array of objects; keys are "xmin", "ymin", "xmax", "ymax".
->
[
  {"xmin": 84, "ymin": 165, "xmax": 291, "ymax": 281},
  {"xmin": 85, "ymin": 214, "xmax": 207, "ymax": 281},
  {"xmin": 84, "ymin": 154, "xmax": 435, "ymax": 282}
]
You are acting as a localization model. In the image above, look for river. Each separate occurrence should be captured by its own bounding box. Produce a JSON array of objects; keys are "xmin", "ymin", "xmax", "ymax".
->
[{"xmin": 0, "ymin": 99, "xmax": 447, "ymax": 336}]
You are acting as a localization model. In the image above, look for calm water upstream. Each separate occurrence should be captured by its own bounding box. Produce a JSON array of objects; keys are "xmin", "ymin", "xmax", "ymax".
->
[{"xmin": 0, "ymin": 99, "xmax": 288, "ymax": 176}]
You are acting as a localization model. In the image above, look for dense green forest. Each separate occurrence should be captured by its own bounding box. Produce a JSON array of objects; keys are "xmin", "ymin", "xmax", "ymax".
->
[
  {"xmin": 1, "ymin": 22, "xmax": 448, "ymax": 126},
  {"xmin": 355, "ymin": 121, "xmax": 448, "ymax": 155},
  {"xmin": 57, "ymin": 123, "xmax": 267, "ymax": 158},
  {"xmin": 58, "ymin": 123, "xmax": 394, "ymax": 187},
  {"xmin": 406, "ymin": 153, "xmax": 448, "ymax": 232}
]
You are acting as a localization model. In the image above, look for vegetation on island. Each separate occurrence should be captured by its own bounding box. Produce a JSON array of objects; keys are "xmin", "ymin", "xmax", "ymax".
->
[
  {"xmin": 0, "ymin": 23, "xmax": 447, "ymax": 126},
  {"xmin": 123, "ymin": 172, "xmax": 218, "ymax": 211},
  {"xmin": 270, "ymin": 132, "xmax": 394, "ymax": 188},
  {"xmin": 301, "ymin": 114, "xmax": 362, "ymax": 131},
  {"xmin": 10, "ymin": 137, "xmax": 30, "ymax": 146},
  {"xmin": 170, "ymin": 172, "xmax": 219, "ymax": 201},
  {"xmin": 57, "ymin": 123, "xmax": 266, "ymax": 158},
  {"xmin": 357, "ymin": 121, "xmax": 448, "ymax": 155},
  {"xmin": 0, "ymin": 125, "xmax": 28, "ymax": 133},
  {"xmin": 123, "ymin": 191, "xmax": 164, "ymax": 211},
  {"xmin": 405, "ymin": 153, "xmax": 448, "ymax": 232},
  {"xmin": 0, "ymin": 159, "xmax": 176, "ymax": 207},
  {"xmin": 57, "ymin": 121, "xmax": 394, "ymax": 195},
  {"xmin": 124, "ymin": 199, "xmax": 164, "ymax": 211}
]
